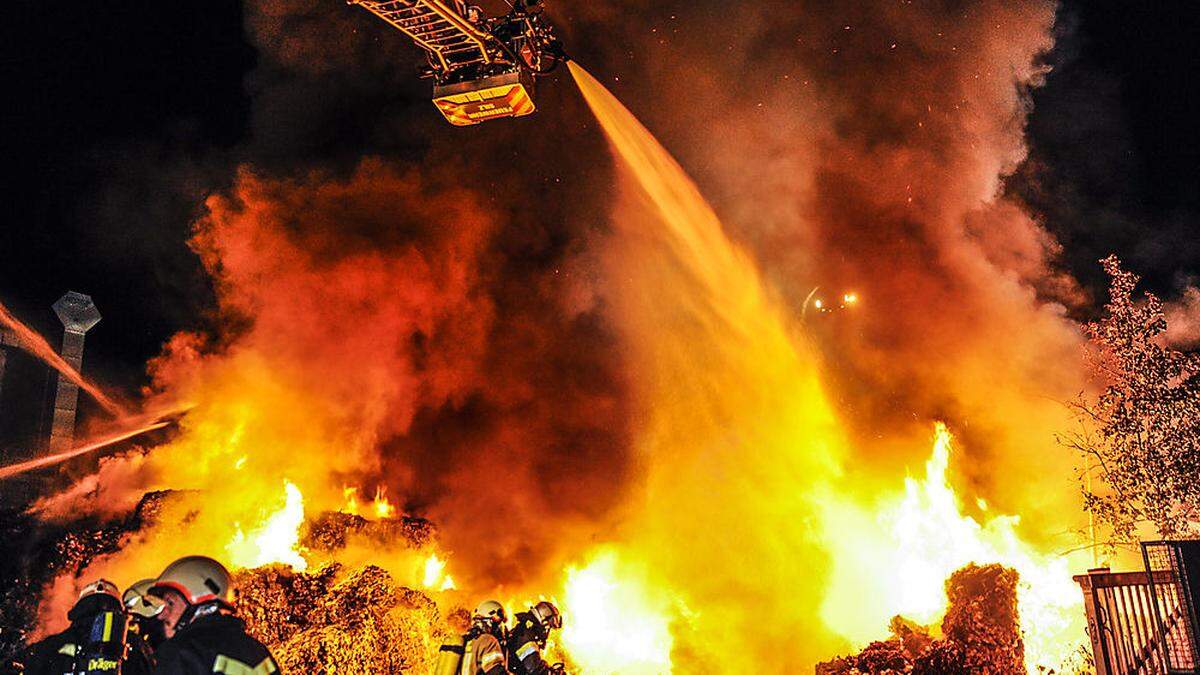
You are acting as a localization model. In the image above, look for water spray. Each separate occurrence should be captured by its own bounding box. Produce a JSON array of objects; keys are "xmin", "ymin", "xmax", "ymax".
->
[
  {"xmin": 0, "ymin": 298, "xmax": 128, "ymax": 418},
  {"xmin": 0, "ymin": 404, "xmax": 190, "ymax": 481}
]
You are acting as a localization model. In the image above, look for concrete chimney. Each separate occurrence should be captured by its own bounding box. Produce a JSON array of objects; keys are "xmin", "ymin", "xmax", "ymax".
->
[{"xmin": 49, "ymin": 292, "xmax": 101, "ymax": 449}]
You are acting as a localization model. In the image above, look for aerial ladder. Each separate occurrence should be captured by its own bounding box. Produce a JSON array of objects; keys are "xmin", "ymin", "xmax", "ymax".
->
[{"xmin": 347, "ymin": 0, "xmax": 566, "ymax": 125}]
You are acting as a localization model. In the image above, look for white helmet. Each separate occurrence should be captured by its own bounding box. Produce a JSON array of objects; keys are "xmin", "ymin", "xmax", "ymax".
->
[
  {"xmin": 473, "ymin": 599, "xmax": 507, "ymax": 626},
  {"xmin": 149, "ymin": 556, "xmax": 234, "ymax": 607},
  {"xmin": 78, "ymin": 579, "xmax": 121, "ymax": 604},
  {"xmin": 123, "ymin": 579, "xmax": 164, "ymax": 618},
  {"xmin": 531, "ymin": 601, "xmax": 562, "ymax": 630}
]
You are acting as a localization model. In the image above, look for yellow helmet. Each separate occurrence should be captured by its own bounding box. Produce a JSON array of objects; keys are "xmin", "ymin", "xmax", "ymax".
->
[
  {"xmin": 149, "ymin": 556, "xmax": 234, "ymax": 607},
  {"xmin": 123, "ymin": 579, "xmax": 164, "ymax": 618}
]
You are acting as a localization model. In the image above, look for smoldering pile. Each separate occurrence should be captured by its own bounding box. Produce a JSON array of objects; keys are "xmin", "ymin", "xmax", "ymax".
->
[{"xmin": 817, "ymin": 564, "xmax": 1025, "ymax": 675}]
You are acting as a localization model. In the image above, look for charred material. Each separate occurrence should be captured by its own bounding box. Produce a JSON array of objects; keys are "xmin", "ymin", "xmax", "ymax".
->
[
  {"xmin": 304, "ymin": 511, "xmax": 436, "ymax": 553},
  {"xmin": 942, "ymin": 564, "xmax": 1023, "ymax": 673}
]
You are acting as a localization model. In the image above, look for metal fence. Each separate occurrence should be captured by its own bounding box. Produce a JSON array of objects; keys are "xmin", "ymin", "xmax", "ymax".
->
[
  {"xmin": 1143, "ymin": 541, "xmax": 1200, "ymax": 674},
  {"xmin": 1075, "ymin": 568, "xmax": 1170, "ymax": 674},
  {"xmin": 1075, "ymin": 542, "xmax": 1200, "ymax": 675}
]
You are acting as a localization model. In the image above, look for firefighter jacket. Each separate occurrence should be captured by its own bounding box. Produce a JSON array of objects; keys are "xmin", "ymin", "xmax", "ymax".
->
[
  {"xmin": 150, "ymin": 611, "xmax": 279, "ymax": 675},
  {"xmin": 506, "ymin": 614, "xmax": 555, "ymax": 675},
  {"xmin": 465, "ymin": 632, "xmax": 510, "ymax": 675},
  {"xmin": 21, "ymin": 596, "xmax": 151, "ymax": 675}
]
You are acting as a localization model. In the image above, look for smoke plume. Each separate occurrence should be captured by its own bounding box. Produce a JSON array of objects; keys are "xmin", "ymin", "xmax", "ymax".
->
[{"xmin": 564, "ymin": 0, "xmax": 1088, "ymax": 545}]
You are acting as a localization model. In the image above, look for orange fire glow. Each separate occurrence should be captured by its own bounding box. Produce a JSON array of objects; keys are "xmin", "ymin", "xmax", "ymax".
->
[
  {"xmin": 28, "ymin": 58, "xmax": 1095, "ymax": 674},
  {"xmin": 819, "ymin": 424, "xmax": 1087, "ymax": 671},
  {"xmin": 558, "ymin": 549, "xmax": 675, "ymax": 674},
  {"xmin": 226, "ymin": 480, "xmax": 308, "ymax": 571}
]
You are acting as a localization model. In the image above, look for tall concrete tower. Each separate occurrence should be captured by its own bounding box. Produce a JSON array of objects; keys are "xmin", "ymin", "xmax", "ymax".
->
[
  {"xmin": 49, "ymin": 292, "xmax": 101, "ymax": 449},
  {"xmin": 0, "ymin": 328, "xmax": 14, "ymax": 403}
]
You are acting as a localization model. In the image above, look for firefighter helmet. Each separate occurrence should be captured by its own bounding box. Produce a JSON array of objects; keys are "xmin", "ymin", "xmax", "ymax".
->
[
  {"xmin": 123, "ymin": 578, "xmax": 164, "ymax": 618},
  {"xmin": 78, "ymin": 579, "xmax": 121, "ymax": 603},
  {"xmin": 149, "ymin": 556, "xmax": 234, "ymax": 607},
  {"xmin": 531, "ymin": 600, "xmax": 562, "ymax": 630},
  {"xmin": 473, "ymin": 599, "xmax": 507, "ymax": 626}
]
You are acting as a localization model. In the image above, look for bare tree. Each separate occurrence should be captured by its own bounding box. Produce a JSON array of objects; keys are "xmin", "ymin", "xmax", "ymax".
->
[{"xmin": 1064, "ymin": 256, "xmax": 1200, "ymax": 545}]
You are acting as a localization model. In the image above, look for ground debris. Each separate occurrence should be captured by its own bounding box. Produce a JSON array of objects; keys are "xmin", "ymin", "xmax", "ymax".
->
[{"xmin": 815, "ymin": 563, "xmax": 1023, "ymax": 675}]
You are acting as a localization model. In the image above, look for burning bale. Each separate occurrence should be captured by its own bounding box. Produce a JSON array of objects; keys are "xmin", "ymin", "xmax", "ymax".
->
[
  {"xmin": 303, "ymin": 511, "xmax": 436, "ymax": 554},
  {"xmin": 816, "ymin": 563, "xmax": 1023, "ymax": 675},
  {"xmin": 942, "ymin": 564, "xmax": 1023, "ymax": 673},
  {"xmin": 236, "ymin": 563, "xmax": 449, "ymax": 673}
]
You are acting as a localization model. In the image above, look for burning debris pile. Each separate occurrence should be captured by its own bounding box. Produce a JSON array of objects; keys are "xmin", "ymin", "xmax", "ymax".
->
[
  {"xmin": 235, "ymin": 563, "xmax": 448, "ymax": 673},
  {"xmin": 817, "ymin": 563, "xmax": 1024, "ymax": 675},
  {"xmin": 241, "ymin": 509, "xmax": 463, "ymax": 671},
  {"xmin": 0, "ymin": 485, "xmax": 463, "ymax": 673}
]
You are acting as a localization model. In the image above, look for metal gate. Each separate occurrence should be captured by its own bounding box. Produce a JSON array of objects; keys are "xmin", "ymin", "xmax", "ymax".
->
[
  {"xmin": 1075, "ymin": 542, "xmax": 1200, "ymax": 675},
  {"xmin": 1076, "ymin": 567, "xmax": 1170, "ymax": 674},
  {"xmin": 1143, "ymin": 542, "xmax": 1200, "ymax": 674}
]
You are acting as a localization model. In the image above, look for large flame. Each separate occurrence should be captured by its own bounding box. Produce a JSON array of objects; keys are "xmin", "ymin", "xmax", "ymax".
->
[
  {"xmin": 226, "ymin": 480, "xmax": 308, "ymax": 571},
  {"xmin": 562, "ymin": 61, "xmax": 1088, "ymax": 671},
  {"xmin": 559, "ymin": 549, "xmax": 676, "ymax": 674},
  {"xmin": 819, "ymin": 423, "xmax": 1086, "ymax": 671}
]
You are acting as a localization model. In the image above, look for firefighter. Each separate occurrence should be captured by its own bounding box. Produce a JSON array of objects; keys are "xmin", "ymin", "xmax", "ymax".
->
[
  {"xmin": 21, "ymin": 579, "xmax": 150, "ymax": 675},
  {"xmin": 469, "ymin": 600, "xmax": 513, "ymax": 675},
  {"xmin": 506, "ymin": 601, "xmax": 565, "ymax": 675},
  {"xmin": 146, "ymin": 556, "xmax": 280, "ymax": 675},
  {"xmin": 122, "ymin": 579, "xmax": 165, "ymax": 665},
  {"xmin": 436, "ymin": 600, "xmax": 512, "ymax": 675}
]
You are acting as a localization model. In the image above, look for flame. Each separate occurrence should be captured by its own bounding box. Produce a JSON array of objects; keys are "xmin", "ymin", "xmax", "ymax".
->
[
  {"xmin": 340, "ymin": 486, "xmax": 396, "ymax": 520},
  {"xmin": 820, "ymin": 424, "xmax": 1086, "ymax": 671},
  {"xmin": 342, "ymin": 486, "xmax": 361, "ymax": 516},
  {"xmin": 559, "ymin": 549, "xmax": 675, "ymax": 674},
  {"xmin": 422, "ymin": 553, "xmax": 457, "ymax": 592},
  {"xmin": 226, "ymin": 480, "xmax": 308, "ymax": 571},
  {"xmin": 372, "ymin": 486, "xmax": 396, "ymax": 520},
  {"xmin": 30, "ymin": 60, "xmax": 1093, "ymax": 671}
]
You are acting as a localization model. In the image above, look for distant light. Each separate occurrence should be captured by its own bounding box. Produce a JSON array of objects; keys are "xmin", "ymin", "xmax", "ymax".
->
[
  {"xmin": 843, "ymin": 292, "xmax": 859, "ymax": 305},
  {"xmin": 814, "ymin": 299, "xmax": 823, "ymax": 309}
]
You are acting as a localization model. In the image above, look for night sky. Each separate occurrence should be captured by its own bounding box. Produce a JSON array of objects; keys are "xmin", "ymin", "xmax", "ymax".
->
[{"xmin": 1, "ymin": 0, "xmax": 1198, "ymax": 395}]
